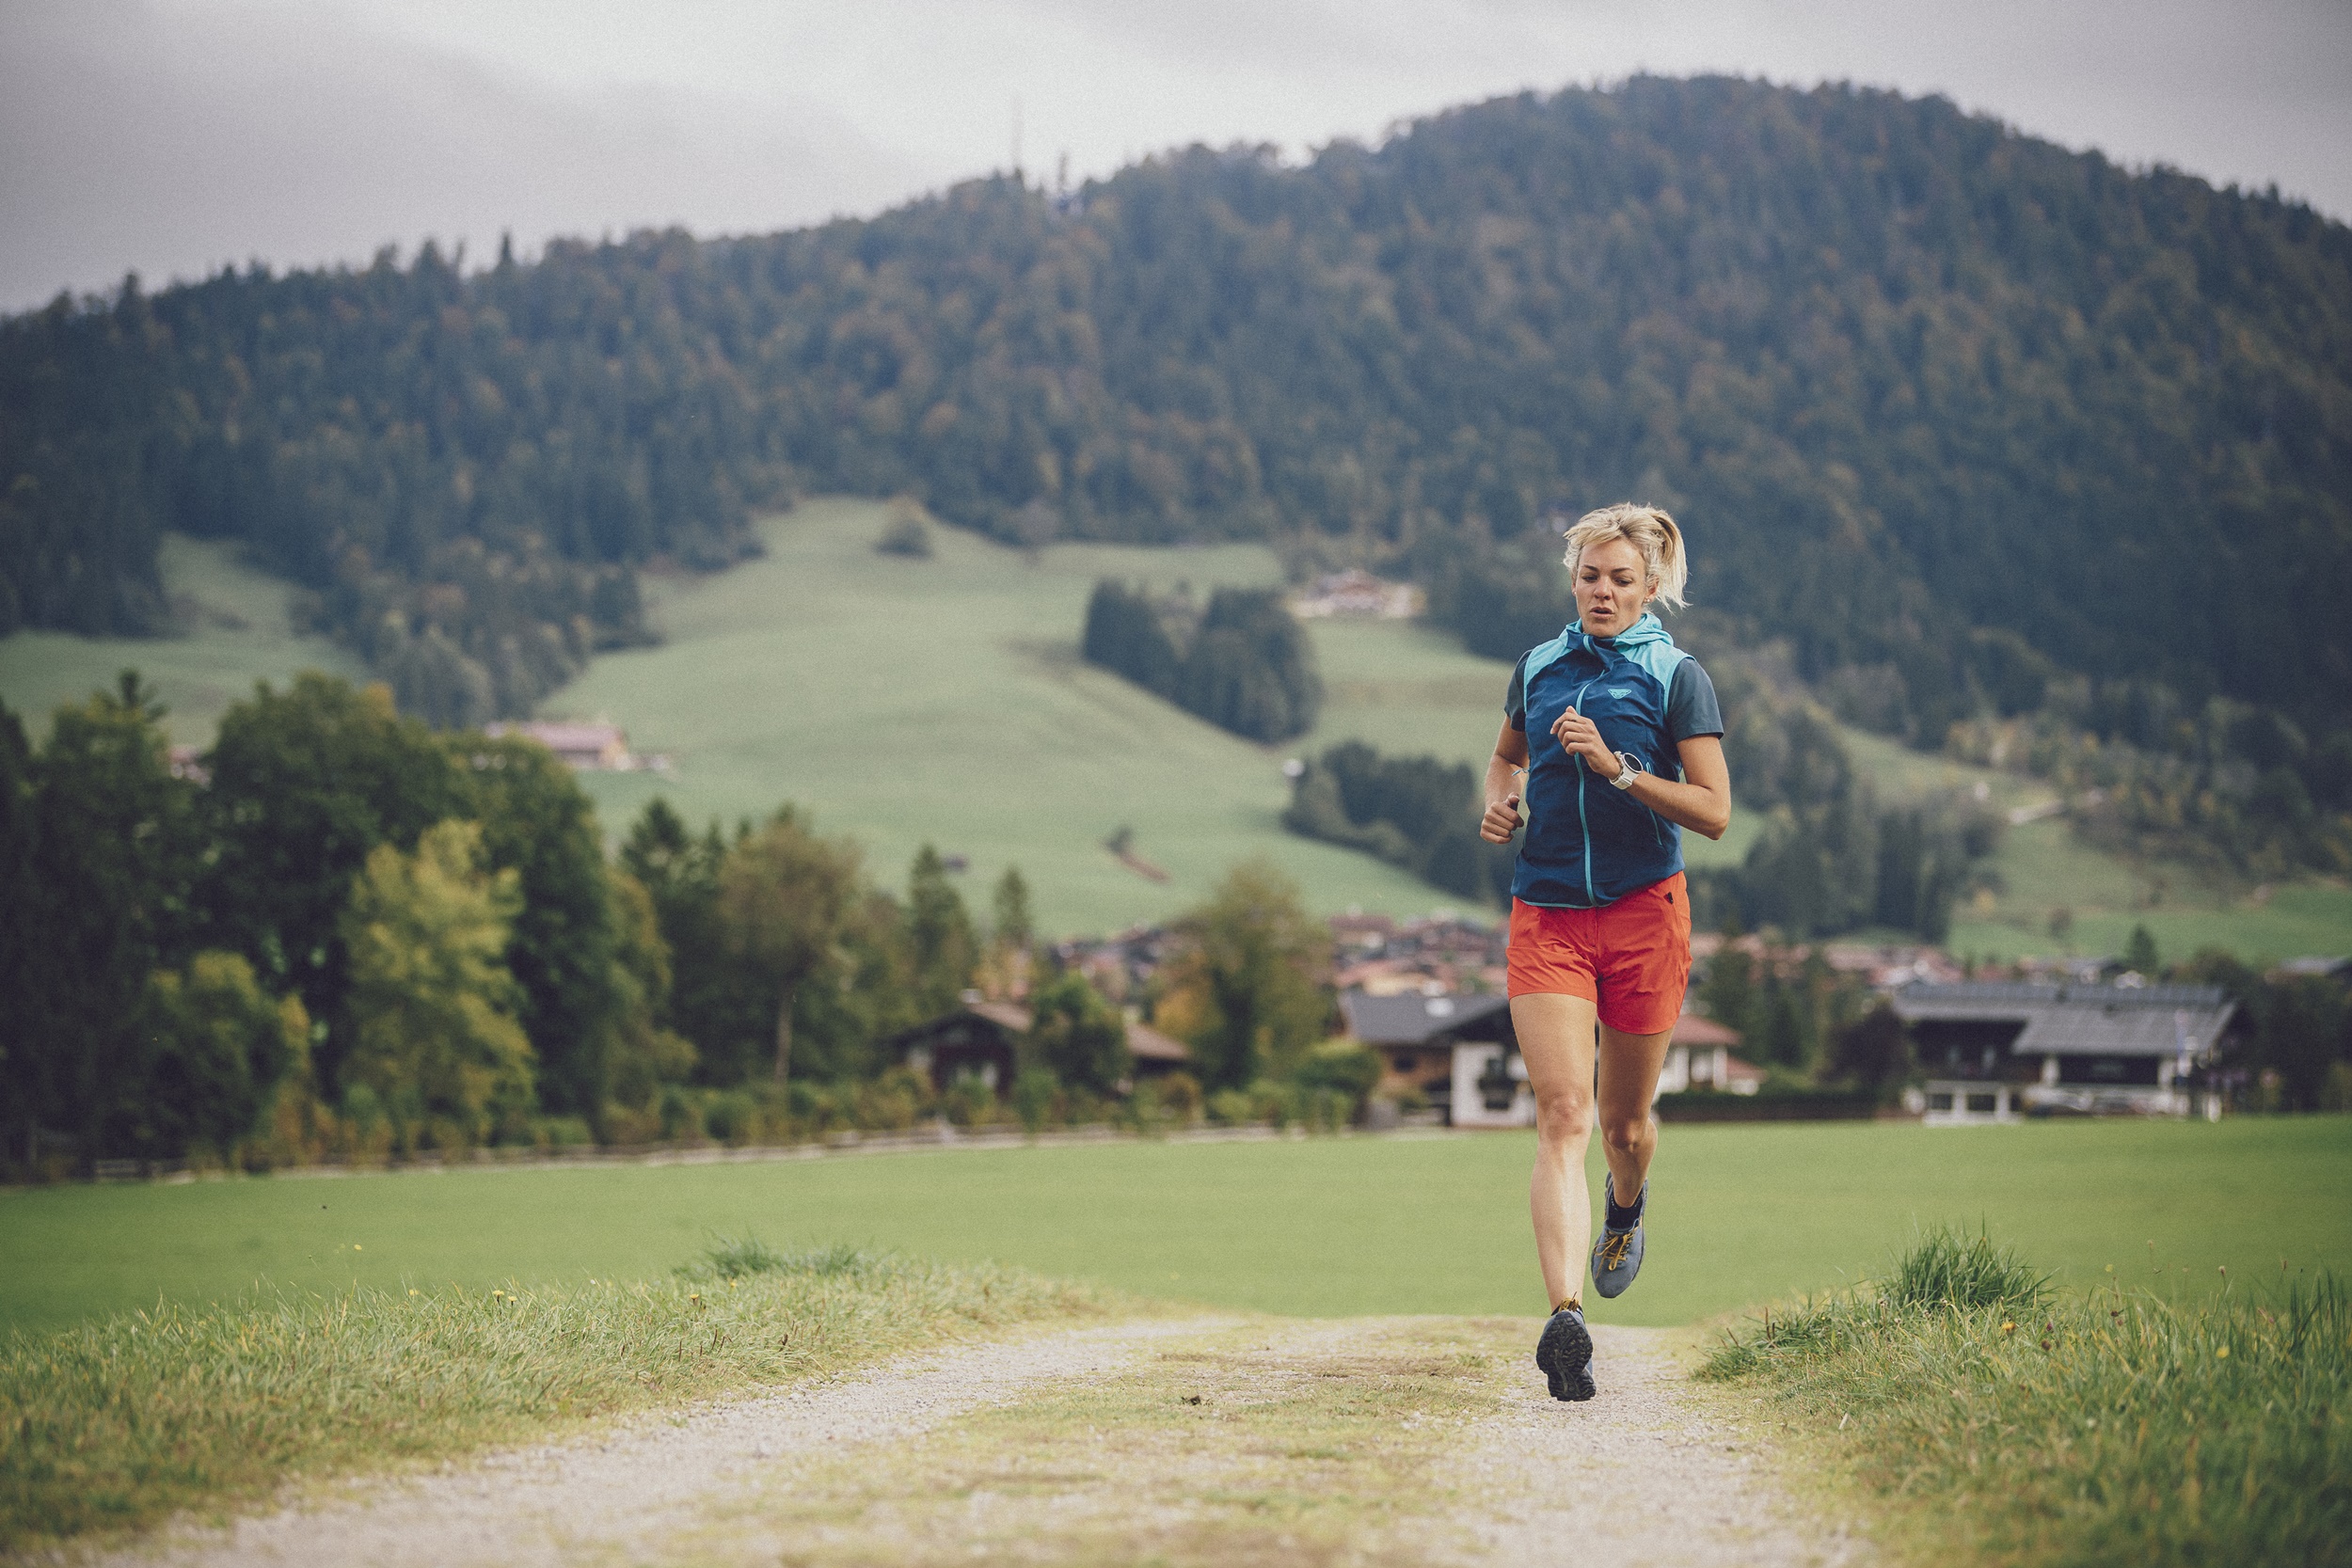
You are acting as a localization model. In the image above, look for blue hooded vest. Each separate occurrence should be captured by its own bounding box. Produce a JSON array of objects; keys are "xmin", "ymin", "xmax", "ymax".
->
[{"xmin": 1509, "ymin": 612, "xmax": 1696, "ymax": 909}]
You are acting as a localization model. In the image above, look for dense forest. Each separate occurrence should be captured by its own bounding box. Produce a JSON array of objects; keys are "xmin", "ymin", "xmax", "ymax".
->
[{"xmin": 5, "ymin": 76, "xmax": 2348, "ymax": 854}]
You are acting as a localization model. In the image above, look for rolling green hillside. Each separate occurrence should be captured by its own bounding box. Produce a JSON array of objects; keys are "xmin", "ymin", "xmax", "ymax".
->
[
  {"xmin": 549, "ymin": 497, "xmax": 1685, "ymax": 933},
  {"xmin": 0, "ymin": 533, "xmax": 368, "ymax": 745},
  {"xmin": 5, "ymin": 498, "xmax": 2343, "ymax": 954},
  {"xmin": 538, "ymin": 499, "xmax": 2348, "ymax": 954}
]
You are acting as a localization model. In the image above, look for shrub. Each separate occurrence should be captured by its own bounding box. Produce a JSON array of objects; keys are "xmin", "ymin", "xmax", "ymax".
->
[
  {"xmin": 1154, "ymin": 1071, "xmax": 1203, "ymax": 1124},
  {"xmin": 1205, "ymin": 1088, "xmax": 1256, "ymax": 1126},
  {"xmin": 1293, "ymin": 1041, "xmax": 1381, "ymax": 1124},
  {"xmin": 786, "ymin": 1078, "xmax": 848, "ymax": 1134},
  {"xmin": 656, "ymin": 1084, "xmax": 705, "ymax": 1144},
  {"xmin": 600, "ymin": 1101, "xmax": 661, "ymax": 1146},
  {"xmin": 1010, "ymin": 1067, "xmax": 1061, "ymax": 1133},
  {"xmin": 855, "ymin": 1068, "xmax": 931, "ymax": 1132},
  {"xmin": 940, "ymin": 1073, "xmax": 997, "ymax": 1129},
  {"xmin": 1121, "ymin": 1080, "xmax": 1169, "ymax": 1137},
  {"xmin": 532, "ymin": 1116, "xmax": 594, "ymax": 1152},
  {"xmin": 703, "ymin": 1089, "xmax": 758, "ymax": 1144},
  {"xmin": 875, "ymin": 513, "xmax": 933, "ymax": 558},
  {"xmin": 1249, "ymin": 1081, "xmax": 1302, "ymax": 1129}
]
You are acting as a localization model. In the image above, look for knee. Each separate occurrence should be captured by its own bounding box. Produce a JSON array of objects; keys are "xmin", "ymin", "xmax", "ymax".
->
[
  {"xmin": 1600, "ymin": 1113, "xmax": 1655, "ymax": 1159},
  {"xmin": 1535, "ymin": 1090, "xmax": 1593, "ymax": 1146}
]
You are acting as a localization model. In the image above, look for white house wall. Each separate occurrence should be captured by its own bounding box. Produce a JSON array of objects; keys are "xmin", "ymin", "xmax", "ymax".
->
[{"xmin": 1451, "ymin": 1043, "xmax": 1534, "ymax": 1129}]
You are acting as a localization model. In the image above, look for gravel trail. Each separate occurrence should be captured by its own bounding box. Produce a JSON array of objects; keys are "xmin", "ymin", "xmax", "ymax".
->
[
  {"xmin": 1398, "ymin": 1323, "xmax": 1871, "ymax": 1568},
  {"xmin": 105, "ymin": 1316, "xmax": 1239, "ymax": 1568},
  {"xmin": 101, "ymin": 1317, "xmax": 1866, "ymax": 1568}
]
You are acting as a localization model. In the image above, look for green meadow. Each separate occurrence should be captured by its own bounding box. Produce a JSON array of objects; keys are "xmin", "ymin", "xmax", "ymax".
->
[
  {"xmin": 6, "ymin": 1117, "xmax": 2346, "ymax": 1338},
  {"xmin": 3, "ymin": 498, "xmax": 2343, "ymax": 953},
  {"xmin": 0, "ymin": 534, "xmax": 369, "ymax": 746}
]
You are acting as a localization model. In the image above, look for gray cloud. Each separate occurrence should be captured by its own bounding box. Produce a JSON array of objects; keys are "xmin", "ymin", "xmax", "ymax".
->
[
  {"xmin": 3, "ymin": 0, "xmax": 2345, "ymax": 311},
  {"xmin": 0, "ymin": 1, "xmax": 926, "ymax": 306}
]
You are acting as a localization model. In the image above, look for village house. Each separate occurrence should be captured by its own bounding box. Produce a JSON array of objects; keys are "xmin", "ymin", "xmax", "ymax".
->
[
  {"xmin": 1655, "ymin": 1011, "xmax": 1763, "ymax": 1095},
  {"xmin": 1339, "ymin": 989, "xmax": 1761, "ymax": 1127},
  {"xmin": 481, "ymin": 720, "xmax": 656, "ymax": 771},
  {"xmin": 886, "ymin": 992, "xmax": 1188, "ymax": 1094},
  {"xmin": 1890, "ymin": 979, "xmax": 2234, "ymax": 1123},
  {"xmin": 1286, "ymin": 569, "xmax": 1425, "ymax": 620}
]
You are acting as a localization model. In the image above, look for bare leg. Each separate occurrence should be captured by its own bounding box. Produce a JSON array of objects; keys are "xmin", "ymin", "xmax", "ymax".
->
[
  {"xmin": 1514, "ymin": 992, "xmax": 1598, "ymax": 1309},
  {"xmin": 1596, "ymin": 1022, "xmax": 1675, "ymax": 1211}
]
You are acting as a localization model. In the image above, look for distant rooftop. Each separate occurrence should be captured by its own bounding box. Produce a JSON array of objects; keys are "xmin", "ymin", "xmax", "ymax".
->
[{"xmin": 1892, "ymin": 980, "xmax": 2233, "ymax": 1058}]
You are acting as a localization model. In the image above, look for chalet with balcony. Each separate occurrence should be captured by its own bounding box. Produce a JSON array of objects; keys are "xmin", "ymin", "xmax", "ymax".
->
[{"xmin": 1890, "ymin": 980, "xmax": 2233, "ymax": 1123}]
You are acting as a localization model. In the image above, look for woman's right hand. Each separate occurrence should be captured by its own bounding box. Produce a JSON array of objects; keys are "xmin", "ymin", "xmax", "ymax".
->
[{"xmin": 1480, "ymin": 793, "xmax": 1523, "ymax": 844}]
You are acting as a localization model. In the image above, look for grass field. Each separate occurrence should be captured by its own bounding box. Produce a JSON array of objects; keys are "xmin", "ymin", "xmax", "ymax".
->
[
  {"xmin": 6, "ymin": 1118, "xmax": 2346, "ymax": 1338},
  {"xmin": 0, "ymin": 534, "xmax": 369, "ymax": 746},
  {"xmin": 1, "ymin": 1249, "xmax": 1113, "ymax": 1549},
  {"xmin": 3, "ymin": 502, "xmax": 2342, "ymax": 953}
]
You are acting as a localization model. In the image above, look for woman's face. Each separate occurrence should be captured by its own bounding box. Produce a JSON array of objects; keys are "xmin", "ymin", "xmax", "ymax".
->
[{"xmin": 1572, "ymin": 536, "xmax": 1655, "ymax": 637}]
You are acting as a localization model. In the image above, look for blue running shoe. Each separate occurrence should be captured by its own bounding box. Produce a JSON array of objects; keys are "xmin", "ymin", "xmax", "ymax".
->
[
  {"xmin": 1590, "ymin": 1176, "xmax": 1646, "ymax": 1299},
  {"xmin": 1534, "ymin": 1304, "xmax": 1596, "ymax": 1402}
]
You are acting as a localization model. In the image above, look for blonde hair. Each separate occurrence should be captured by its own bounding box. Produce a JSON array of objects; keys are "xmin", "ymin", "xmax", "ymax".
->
[{"xmin": 1562, "ymin": 502, "xmax": 1687, "ymax": 611}]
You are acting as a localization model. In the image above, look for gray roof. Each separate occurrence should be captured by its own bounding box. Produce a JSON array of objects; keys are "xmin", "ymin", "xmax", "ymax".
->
[
  {"xmin": 1340, "ymin": 990, "xmax": 1512, "ymax": 1046},
  {"xmin": 1891, "ymin": 982, "xmax": 2233, "ymax": 1058}
]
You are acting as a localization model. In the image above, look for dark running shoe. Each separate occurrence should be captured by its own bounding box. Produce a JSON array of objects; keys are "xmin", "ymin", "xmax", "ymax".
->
[
  {"xmin": 1591, "ymin": 1176, "xmax": 1646, "ymax": 1300},
  {"xmin": 1535, "ymin": 1304, "xmax": 1596, "ymax": 1402}
]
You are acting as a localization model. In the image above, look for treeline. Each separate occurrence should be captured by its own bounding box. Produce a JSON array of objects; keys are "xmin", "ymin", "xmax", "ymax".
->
[
  {"xmin": 2176, "ymin": 949, "xmax": 2352, "ymax": 1112},
  {"xmin": 1281, "ymin": 741, "xmax": 1508, "ymax": 902},
  {"xmin": 0, "ymin": 671, "xmax": 991, "ymax": 1167},
  {"xmin": 7, "ymin": 76, "xmax": 2346, "ymax": 768},
  {"xmin": 0, "ymin": 673, "xmax": 1376, "ymax": 1175},
  {"xmin": 1941, "ymin": 681, "xmax": 2352, "ymax": 879},
  {"xmin": 1694, "ymin": 652, "xmax": 2004, "ymax": 941},
  {"xmin": 1080, "ymin": 580, "xmax": 1321, "ymax": 741},
  {"xmin": 1695, "ymin": 941, "xmax": 1890, "ymax": 1088}
]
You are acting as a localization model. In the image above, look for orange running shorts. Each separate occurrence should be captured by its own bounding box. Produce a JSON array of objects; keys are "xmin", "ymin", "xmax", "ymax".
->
[{"xmin": 1505, "ymin": 872, "xmax": 1692, "ymax": 1037}]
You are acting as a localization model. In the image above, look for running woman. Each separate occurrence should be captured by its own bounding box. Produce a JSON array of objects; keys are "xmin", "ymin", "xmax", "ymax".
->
[{"xmin": 1478, "ymin": 503, "xmax": 1732, "ymax": 1402}]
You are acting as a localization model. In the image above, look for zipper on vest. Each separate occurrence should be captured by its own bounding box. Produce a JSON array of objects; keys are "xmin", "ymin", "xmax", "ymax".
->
[{"xmin": 1575, "ymin": 665, "xmax": 1600, "ymax": 906}]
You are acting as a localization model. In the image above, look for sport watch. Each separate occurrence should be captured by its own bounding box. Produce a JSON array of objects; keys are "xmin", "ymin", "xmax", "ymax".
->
[{"xmin": 1610, "ymin": 752, "xmax": 1644, "ymax": 789}]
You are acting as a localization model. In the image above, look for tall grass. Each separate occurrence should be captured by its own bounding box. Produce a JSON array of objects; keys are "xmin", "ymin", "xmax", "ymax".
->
[
  {"xmin": 0, "ymin": 1246, "xmax": 1112, "ymax": 1552},
  {"xmin": 1701, "ymin": 1226, "xmax": 2351, "ymax": 1567}
]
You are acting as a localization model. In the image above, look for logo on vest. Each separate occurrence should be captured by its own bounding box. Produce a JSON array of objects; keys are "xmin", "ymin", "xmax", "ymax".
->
[{"xmin": 1608, "ymin": 687, "xmax": 1631, "ymax": 699}]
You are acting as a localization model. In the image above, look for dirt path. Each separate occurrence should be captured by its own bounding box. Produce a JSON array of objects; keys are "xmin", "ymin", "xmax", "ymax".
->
[{"xmin": 107, "ymin": 1317, "xmax": 1867, "ymax": 1568}]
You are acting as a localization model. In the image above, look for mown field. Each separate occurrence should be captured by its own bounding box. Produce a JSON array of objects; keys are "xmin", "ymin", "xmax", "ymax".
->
[
  {"xmin": 6, "ymin": 1117, "xmax": 2347, "ymax": 1338},
  {"xmin": 4, "ymin": 499, "xmax": 2344, "ymax": 952}
]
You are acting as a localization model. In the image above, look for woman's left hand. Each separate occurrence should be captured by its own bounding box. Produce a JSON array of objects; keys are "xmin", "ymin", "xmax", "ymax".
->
[{"xmin": 1550, "ymin": 705, "xmax": 1618, "ymax": 776}]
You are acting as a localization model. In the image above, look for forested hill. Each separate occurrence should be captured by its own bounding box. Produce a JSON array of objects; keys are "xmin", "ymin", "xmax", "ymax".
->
[{"xmin": 5, "ymin": 75, "xmax": 2348, "ymax": 744}]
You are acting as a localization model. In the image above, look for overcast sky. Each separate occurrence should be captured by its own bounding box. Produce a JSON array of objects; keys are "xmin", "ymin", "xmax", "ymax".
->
[{"xmin": 5, "ymin": 0, "xmax": 2348, "ymax": 312}]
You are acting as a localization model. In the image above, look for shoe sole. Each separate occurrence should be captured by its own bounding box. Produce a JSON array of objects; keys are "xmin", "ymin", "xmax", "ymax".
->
[{"xmin": 1534, "ymin": 1312, "xmax": 1596, "ymax": 1402}]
